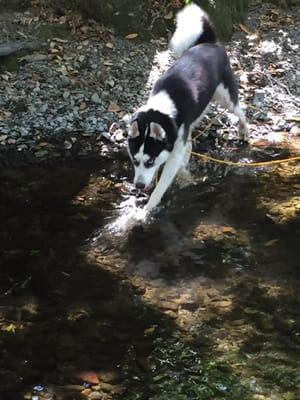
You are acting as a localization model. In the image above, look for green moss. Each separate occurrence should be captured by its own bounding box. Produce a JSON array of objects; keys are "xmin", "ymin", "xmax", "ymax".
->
[
  {"xmin": 37, "ymin": 23, "xmax": 71, "ymax": 41},
  {"xmin": 0, "ymin": 50, "xmax": 28, "ymax": 72},
  {"xmin": 124, "ymin": 338, "xmax": 253, "ymax": 400}
]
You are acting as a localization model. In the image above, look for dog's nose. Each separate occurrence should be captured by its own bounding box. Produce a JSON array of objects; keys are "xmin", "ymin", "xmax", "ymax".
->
[{"xmin": 135, "ymin": 181, "xmax": 145, "ymax": 190}]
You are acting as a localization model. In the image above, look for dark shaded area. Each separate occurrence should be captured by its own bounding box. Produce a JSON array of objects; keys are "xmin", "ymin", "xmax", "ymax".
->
[
  {"xmin": 0, "ymin": 0, "xmax": 250, "ymax": 40},
  {"xmin": 1, "ymin": 0, "xmax": 296, "ymax": 41},
  {"xmin": 0, "ymin": 162, "xmax": 176, "ymax": 399}
]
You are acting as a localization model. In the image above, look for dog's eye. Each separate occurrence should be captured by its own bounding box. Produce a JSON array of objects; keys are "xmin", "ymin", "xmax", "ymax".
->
[
  {"xmin": 145, "ymin": 159, "xmax": 154, "ymax": 168},
  {"xmin": 133, "ymin": 158, "xmax": 139, "ymax": 166}
]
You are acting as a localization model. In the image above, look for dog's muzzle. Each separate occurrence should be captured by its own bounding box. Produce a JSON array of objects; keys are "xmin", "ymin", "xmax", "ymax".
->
[{"xmin": 135, "ymin": 181, "xmax": 146, "ymax": 190}]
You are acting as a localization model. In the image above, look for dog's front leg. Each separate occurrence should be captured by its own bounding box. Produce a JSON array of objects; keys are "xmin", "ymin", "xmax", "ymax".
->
[{"xmin": 145, "ymin": 143, "xmax": 186, "ymax": 212}]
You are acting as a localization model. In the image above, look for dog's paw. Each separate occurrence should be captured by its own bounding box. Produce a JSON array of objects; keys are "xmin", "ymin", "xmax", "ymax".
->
[{"xmin": 238, "ymin": 123, "xmax": 249, "ymax": 142}]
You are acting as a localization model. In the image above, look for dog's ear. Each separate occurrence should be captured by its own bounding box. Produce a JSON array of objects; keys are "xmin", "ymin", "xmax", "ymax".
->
[
  {"xmin": 128, "ymin": 120, "xmax": 140, "ymax": 138},
  {"xmin": 149, "ymin": 122, "xmax": 166, "ymax": 141}
]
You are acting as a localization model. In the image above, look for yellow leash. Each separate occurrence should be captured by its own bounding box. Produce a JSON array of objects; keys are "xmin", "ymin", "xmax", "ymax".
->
[
  {"xmin": 191, "ymin": 108, "xmax": 300, "ymax": 168},
  {"xmin": 191, "ymin": 151, "xmax": 300, "ymax": 168}
]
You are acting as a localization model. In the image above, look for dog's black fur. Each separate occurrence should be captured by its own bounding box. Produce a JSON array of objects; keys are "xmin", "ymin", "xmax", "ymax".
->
[{"xmin": 151, "ymin": 43, "xmax": 239, "ymax": 141}]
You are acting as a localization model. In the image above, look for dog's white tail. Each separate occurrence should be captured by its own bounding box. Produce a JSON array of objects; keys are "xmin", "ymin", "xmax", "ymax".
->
[{"xmin": 170, "ymin": 4, "xmax": 217, "ymax": 58}]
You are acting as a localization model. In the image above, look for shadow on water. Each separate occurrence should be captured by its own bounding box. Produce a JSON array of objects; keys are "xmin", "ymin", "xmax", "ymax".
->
[{"xmin": 0, "ymin": 161, "xmax": 177, "ymax": 399}]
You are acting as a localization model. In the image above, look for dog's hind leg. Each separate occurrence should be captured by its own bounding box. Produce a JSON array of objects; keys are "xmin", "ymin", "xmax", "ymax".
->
[
  {"xmin": 214, "ymin": 70, "xmax": 249, "ymax": 141},
  {"xmin": 232, "ymin": 102, "xmax": 249, "ymax": 141}
]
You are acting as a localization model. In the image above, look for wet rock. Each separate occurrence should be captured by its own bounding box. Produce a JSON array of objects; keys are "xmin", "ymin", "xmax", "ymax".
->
[
  {"xmin": 99, "ymin": 382, "xmax": 124, "ymax": 394},
  {"xmin": 132, "ymin": 259, "xmax": 160, "ymax": 279},
  {"xmin": 89, "ymin": 392, "xmax": 103, "ymax": 400},
  {"xmin": 60, "ymin": 75, "xmax": 71, "ymax": 87},
  {"xmin": 81, "ymin": 388, "xmax": 92, "ymax": 396},
  {"xmin": 7, "ymin": 138, "xmax": 17, "ymax": 144},
  {"xmin": 214, "ymin": 299, "xmax": 233, "ymax": 308},
  {"xmin": 164, "ymin": 310, "xmax": 178, "ymax": 319},
  {"xmin": 98, "ymin": 369, "xmax": 120, "ymax": 384},
  {"xmin": 206, "ymin": 287, "xmax": 220, "ymax": 299},
  {"xmin": 158, "ymin": 301, "xmax": 179, "ymax": 312}
]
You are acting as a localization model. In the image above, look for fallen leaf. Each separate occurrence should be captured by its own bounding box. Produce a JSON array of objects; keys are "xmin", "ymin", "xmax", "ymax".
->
[
  {"xmin": 270, "ymin": 8, "xmax": 280, "ymax": 15},
  {"xmin": 34, "ymin": 149, "xmax": 48, "ymax": 158},
  {"xmin": 251, "ymin": 139, "xmax": 270, "ymax": 148},
  {"xmin": 264, "ymin": 239, "xmax": 279, "ymax": 247},
  {"xmin": 49, "ymin": 48, "xmax": 60, "ymax": 54},
  {"xmin": 81, "ymin": 388, "xmax": 92, "ymax": 396},
  {"xmin": 37, "ymin": 142, "xmax": 49, "ymax": 147},
  {"xmin": 144, "ymin": 325, "xmax": 157, "ymax": 336},
  {"xmin": 286, "ymin": 115, "xmax": 300, "ymax": 123},
  {"xmin": 79, "ymin": 102, "xmax": 87, "ymax": 110},
  {"xmin": 104, "ymin": 60, "xmax": 114, "ymax": 66},
  {"xmin": 0, "ymin": 135, "xmax": 8, "ymax": 141},
  {"xmin": 5, "ymin": 323, "xmax": 17, "ymax": 333},
  {"xmin": 52, "ymin": 37, "xmax": 68, "ymax": 43},
  {"xmin": 125, "ymin": 33, "xmax": 138, "ymax": 39},
  {"xmin": 105, "ymin": 42, "xmax": 114, "ymax": 49},
  {"xmin": 108, "ymin": 102, "xmax": 121, "ymax": 112},
  {"xmin": 76, "ymin": 370, "xmax": 99, "ymax": 385},
  {"xmin": 222, "ymin": 226, "xmax": 235, "ymax": 234},
  {"xmin": 239, "ymin": 23, "xmax": 253, "ymax": 35}
]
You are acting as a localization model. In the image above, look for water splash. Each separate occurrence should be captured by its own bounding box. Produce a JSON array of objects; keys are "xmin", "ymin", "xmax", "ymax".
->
[{"xmin": 105, "ymin": 195, "xmax": 149, "ymax": 236}]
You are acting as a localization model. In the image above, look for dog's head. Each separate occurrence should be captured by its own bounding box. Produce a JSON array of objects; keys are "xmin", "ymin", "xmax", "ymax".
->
[{"xmin": 127, "ymin": 110, "xmax": 177, "ymax": 190}]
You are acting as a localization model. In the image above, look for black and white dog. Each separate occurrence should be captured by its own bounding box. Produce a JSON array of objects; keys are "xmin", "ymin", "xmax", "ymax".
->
[{"xmin": 127, "ymin": 4, "xmax": 249, "ymax": 213}]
